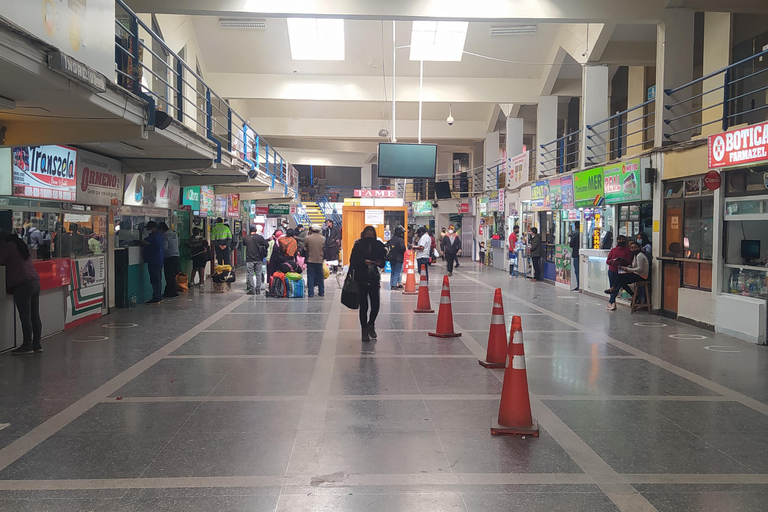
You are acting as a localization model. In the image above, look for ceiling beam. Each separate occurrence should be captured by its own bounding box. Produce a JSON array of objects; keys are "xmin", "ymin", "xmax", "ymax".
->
[{"xmin": 125, "ymin": 0, "xmax": 667, "ymax": 23}]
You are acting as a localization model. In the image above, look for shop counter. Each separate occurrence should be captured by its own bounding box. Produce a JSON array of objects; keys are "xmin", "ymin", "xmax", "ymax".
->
[
  {"xmin": 115, "ymin": 246, "xmax": 166, "ymax": 307},
  {"xmin": 579, "ymin": 249, "xmax": 628, "ymax": 304}
]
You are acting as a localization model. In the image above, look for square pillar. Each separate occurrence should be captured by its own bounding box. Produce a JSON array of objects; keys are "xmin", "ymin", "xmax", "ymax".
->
[
  {"xmin": 626, "ymin": 66, "xmax": 647, "ymax": 154},
  {"xmin": 581, "ymin": 64, "xmax": 609, "ymax": 168},
  {"xmin": 655, "ymin": 8, "xmax": 695, "ymax": 145},
  {"xmin": 536, "ymin": 96, "xmax": 558, "ymax": 176},
  {"xmin": 702, "ymin": 13, "xmax": 732, "ymax": 136},
  {"xmin": 506, "ymin": 117, "xmax": 524, "ymax": 156},
  {"xmin": 484, "ymin": 131, "xmax": 501, "ymax": 191}
]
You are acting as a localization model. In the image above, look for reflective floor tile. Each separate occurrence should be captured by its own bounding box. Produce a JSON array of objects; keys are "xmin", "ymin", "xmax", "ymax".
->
[
  {"xmin": 210, "ymin": 358, "xmax": 317, "ymax": 396},
  {"xmin": 174, "ymin": 331, "xmax": 325, "ymax": 356},
  {"xmin": 324, "ymin": 400, "xmax": 432, "ymax": 431},
  {"xmin": 406, "ymin": 359, "xmax": 503, "ymax": 395},
  {"xmin": 209, "ymin": 314, "xmax": 330, "ymax": 331},
  {"xmin": 330, "ymin": 358, "xmax": 420, "ymax": 395},
  {"xmin": 462, "ymin": 491, "xmax": 619, "ymax": 512},
  {"xmin": 542, "ymin": 400, "xmax": 682, "ymax": 432},
  {"xmin": 0, "ymin": 498, "xmax": 120, "ymax": 512},
  {"xmin": 424, "ymin": 399, "xmax": 502, "ymax": 432},
  {"xmin": 311, "ymin": 492, "xmax": 467, "ymax": 512},
  {"xmin": 112, "ymin": 494, "xmax": 279, "ymax": 512},
  {"xmin": 61, "ymin": 402, "xmax": 200, "ymax": 435},
  {"xmin": 112, "ymin": 358, "xmax": 236, "ymax": 397},
  {"xmin": 180, "ymin": 401, "xmax": 303, "ymax": 433}
]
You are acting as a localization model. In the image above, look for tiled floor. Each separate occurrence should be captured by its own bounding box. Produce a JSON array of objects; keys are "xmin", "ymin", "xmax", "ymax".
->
[{"xmin": 1, "ymin": 261, "xmax": 768, "ymax": 511}]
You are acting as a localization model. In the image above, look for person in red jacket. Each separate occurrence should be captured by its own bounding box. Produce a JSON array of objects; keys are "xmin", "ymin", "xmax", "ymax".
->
[{"xmin": 604, "ymin": 235, "xmax": 633, "ymax": 304}]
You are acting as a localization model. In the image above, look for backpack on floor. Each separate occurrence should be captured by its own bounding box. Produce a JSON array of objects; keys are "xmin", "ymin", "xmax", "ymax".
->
[
  {"xmin": 287, "ymin": 278, "xmax": 304, "ymax": 298},
  {"xmin": 268, "ymin": 272, "xmax": 287, "ymax": 298}
]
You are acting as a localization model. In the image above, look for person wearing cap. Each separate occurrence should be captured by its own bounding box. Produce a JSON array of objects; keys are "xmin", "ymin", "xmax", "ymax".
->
[
  {"xmin": 305, "ymin": 224, "xmax": 326, "ymax": 297},
  {"xmin": 141, "ymin": 221, "xmax": 164, "ymax": 304},
  {"xmin": 243, "ymin": 224, "xmax": 268, "ymax": 295},
  {"xmin": 211, "ymin": 217, "xmax": 233, "ymax": 266}
]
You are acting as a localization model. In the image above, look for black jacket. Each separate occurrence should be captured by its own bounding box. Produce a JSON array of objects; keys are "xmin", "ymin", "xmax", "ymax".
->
[
  {"xmin": 350, "ymin": 237, "xmax": 387, "ymax": 284},
  {"xmin": 243, "ymin": 233, "xmax": 268, "ymax": 262},
  {"xmin": 386, "ymin": 236, "xmax": 406, "ymax": 263},
  {"xmin": 442, "ymin": 234, "xmax": 462, "ymax": 254},
  {"xmin": 568, "ymin": 231, "xmax": 580, "ymax": 258}
]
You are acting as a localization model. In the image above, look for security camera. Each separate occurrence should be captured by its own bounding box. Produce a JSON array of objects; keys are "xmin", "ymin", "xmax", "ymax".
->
[{"xmin": 446, "ymin": 115, "xmax": 454, "ymax": 126}]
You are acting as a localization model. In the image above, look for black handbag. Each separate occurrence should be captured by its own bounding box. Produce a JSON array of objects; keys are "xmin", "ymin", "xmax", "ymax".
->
[{"xmin": 341, "ymin": 270, "xmax": 360, "ymax": 310}]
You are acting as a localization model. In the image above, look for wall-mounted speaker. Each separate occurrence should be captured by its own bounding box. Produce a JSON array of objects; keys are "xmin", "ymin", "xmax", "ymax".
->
[
  {"xmin": 155, "ymin": 110, "xmax": 173, "ymax": 130},
  {"xmin": 644, "ymin": 168, "xmax": 657, "ymax": 184}
]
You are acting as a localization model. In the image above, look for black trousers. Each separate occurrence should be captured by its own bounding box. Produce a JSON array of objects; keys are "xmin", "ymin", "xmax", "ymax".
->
[
  {"xmin": 358, "ymin": 282, "xmax": 381, "ymax": 329},
  {"xmin": 164, "ymin": 256, "xmax": 180, "ymax": 297},
  {"xmin": 532, "ymin": 256, "xmax": 542, "ymax": 280},
  {"xmin": 446, "ymin": 251, "xmax": 458, "ymax": 273},
  {"xmin": 215, "ymin": 246, "xmax": 231, "ymax": 266},
  {"xmin": 14, "ymin": 280, "xmax": 42, "ymax": 349}
]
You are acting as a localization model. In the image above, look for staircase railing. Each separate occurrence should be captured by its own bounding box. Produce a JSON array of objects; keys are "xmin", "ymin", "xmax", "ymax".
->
[
  {"xmin": 317, "ymin": 196, "xmax": 342, "ymax": 227},
  {"xmin": 539, "ymin": 129, "xmax": 581, "ymax": 175}
]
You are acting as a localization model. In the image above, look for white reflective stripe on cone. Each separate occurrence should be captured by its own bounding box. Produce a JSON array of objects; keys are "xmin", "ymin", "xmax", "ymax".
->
[
  {"xmin": 494, "ymin": 302, "xmax": 502, "ymax": 308},
  {"xmin": 442, "ymin": 286, "xmax": 450, "ymax": 291},
  {"xmin": 512, "ymin": 331, "xmax": 524, "ymax": 344},
  {"xmin": 440, "ymin": 297, "xmax": 451, "ymax": 304},
  {"xmin": 491, "ymin": 314, "xmax": 505, "ymax": 324},
  {"xmin": 512, "ymin": 354, "xmax": 526, "ymax": 370}
]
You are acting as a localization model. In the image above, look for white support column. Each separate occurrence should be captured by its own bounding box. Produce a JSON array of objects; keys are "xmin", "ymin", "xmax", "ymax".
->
[
  {"xmin": 580, "ymin": 64, "xmax": 609, "ymax": 169},
  {"xmin": 626, "ymin": 66, "xmax": 647, "ymax": 154},
  {"xmin": 655, "ymin": 8, "xmax": 695, "ymax": 145},
  {"xmin": 536, "ymin": 96, "xmax": 558, "ymax": 177},
  {"xmin": 702, "ymin": 12, "xmax": 732, "ymax": 137},
  {"xmin": 484, "ymin": 131, "xmax": 501, "ymax": 192},
  {"xmin": 360, "ymin": 164, "xmax": 373, "ymax": 189},
  {"xmin": 506, "ymin": 117, "xmax": 524, "ymax": 156}
]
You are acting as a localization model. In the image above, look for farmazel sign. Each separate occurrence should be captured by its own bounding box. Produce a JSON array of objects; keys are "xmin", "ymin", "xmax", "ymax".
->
[{"xmin": 708, "ymin": 122, "xmax": 768, "ymax": 169}]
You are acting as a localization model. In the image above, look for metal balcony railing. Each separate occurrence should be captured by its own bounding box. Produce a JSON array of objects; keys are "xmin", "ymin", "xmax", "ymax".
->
[
  {"xmin": 113, "ymin": 0, "xmax": 296, "ymax": 196},
  {"xmin": 664, "ymin": 46, "xmax": 768, "ymax": 140},
  {"xmin": 586, "ymin": 99, "xmax": 656, "ymax": 165},
  {"xmin": 539, "ymin": 130, "xmax": 581, "ymax": 175}
]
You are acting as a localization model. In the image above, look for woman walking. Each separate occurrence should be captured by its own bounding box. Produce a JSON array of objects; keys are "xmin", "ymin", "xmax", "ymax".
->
[
  {"xmin": 0, "ymin": 232, "xmax": 43, "ymax": 354},
  {"xmin": 349, "ymin": 226, "xmax": 387, "ymax": 341},
  {"xmin": 441, "ymin": 225, "xmax": 462, "ymax": 276}
]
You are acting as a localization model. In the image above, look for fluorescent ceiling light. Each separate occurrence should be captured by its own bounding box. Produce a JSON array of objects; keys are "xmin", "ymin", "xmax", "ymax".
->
[
  {"xmin": 410, "ymin": 21, "xmax": 469, "ymax": 62},
  {"xmin": 490, "ymin": 25, "xmax": 537, "ymax": 36},
  {"xmin": 287, "ymin": 18, "xmax": 345, "ymax": 61},
  {"xmin": 219, "ymin": 18, "xmax": 267, "ymax": 29}
]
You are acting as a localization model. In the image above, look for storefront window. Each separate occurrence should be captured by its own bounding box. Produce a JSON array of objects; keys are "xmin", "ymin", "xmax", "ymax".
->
[{"xmin": 663, "ymin": 179, "xmax": 714, "ymax": 260}]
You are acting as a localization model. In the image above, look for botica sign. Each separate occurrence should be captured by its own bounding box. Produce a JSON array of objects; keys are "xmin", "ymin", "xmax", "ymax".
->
[{"xmin": 708, "ymin": 121, "xmax": 768, "ymax": 169}]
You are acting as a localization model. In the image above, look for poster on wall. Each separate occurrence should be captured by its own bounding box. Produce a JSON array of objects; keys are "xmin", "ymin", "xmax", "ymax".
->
[
  {"xmin": 227, "ymin": 194, "xmax": 240, "ymax": 217},
  {"xmin": 1, "ymin": 0, "xmax": 116, "ymax": 79},
  {"xmin": 123, "ymin": 172, "xmax": 180, "ymax": 209},
  {"xmin": 603, "ymin": 159, "xmax": 641, "ymax": 204},
  {"xmin": 412, "ymin": 200, "xmax": 433, "ymax": 216},
  {"xmin": 12, "ymin": 145, "xmax": 78, "ymax": 201},
  {"xmin": 530, "ymin": 181, "xmax": 550, "ymax": 211},
  {"xmin": 200, "ymin": 185, "xmax": 215, "ymax": 217},
  {"xmin": 183, "ymin": 187, "xmax": 201, "ymax": 212},
  {"xmin": 76, "ymin": 150, "xmax": 122, "ymax": 206},
  {"xmin": 555, "ymin": 245, "xmax": 571, "ymax": 285},
  {"xmin": 574, "ymin": 167, "xmax": 605, "ymax": 208},
  {"xmin": 70, "ymin": 255, "xmax": 106, "ymax": 291},
  {"xmin": 365, "ymin": 209, "xmax": 385, "ymax": 225},
  {"xmin": 507, "ymin": 151, "xmax": 529, "ymax": 190},
  {"xmin": 66, "ymin": 284, "xmax": 104, "ymax": 328},
  {"xmin": 0, "ymin": 148, "xmax": 11, "ymax": 196}
]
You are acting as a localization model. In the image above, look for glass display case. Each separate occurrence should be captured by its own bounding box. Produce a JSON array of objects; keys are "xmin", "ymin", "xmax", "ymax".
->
[{"xmin": 723, "ymin": 266, "xmax": 768, "ymax": 299}]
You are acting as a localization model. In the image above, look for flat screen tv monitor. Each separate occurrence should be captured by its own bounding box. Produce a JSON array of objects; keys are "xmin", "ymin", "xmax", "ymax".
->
[
  {"xmin": 741, "ymin": 239, "xmax": 761, "ymax": 261},
  {"xmin": 434, "ymin": 181, "xmax": 452, "ymax": 199},
  {"xmin": 377, "ymin": 143, "xmax": 437, "ymax": 179}
]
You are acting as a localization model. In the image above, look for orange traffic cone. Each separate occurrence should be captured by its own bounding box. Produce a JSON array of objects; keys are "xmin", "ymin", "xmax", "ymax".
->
[
  {"xmin": 414, "ymin": 265, "xmax": 434, "ymax": 313},
  {"xmin": 491, "ymin": 316, "xmax": 539, "ymax": 437},
  {"xmin": 428, "ymin": 275, "xmax": 462, "ymax": 338},
  {"xmin": 403, "ymin": 258, "xmax": 418, "ymax": 295},
  {"xmin": 479, "ymin": 288, "xmax": 507, "ymax": 368}
]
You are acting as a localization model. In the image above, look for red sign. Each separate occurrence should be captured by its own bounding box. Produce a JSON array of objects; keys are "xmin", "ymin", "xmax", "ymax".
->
[
  {"xmin": 704, "ymin": 170, "xmax": 722, "ymax": 190},
  {"xmin": 459, "ymin": 203, "xmax": 470, "ymax": 214},
  {"xmin": 34, "ymin": 258, "xmax": 71, "ymax": 291},
  {"xmin": 354, "ymin": 189, "xmax": 396, "ymax": 198},
  {"xmin": 254, "ymin": 206, "xmax": 269, "ymax": 215},
  {"xmin": 708, "ymin": 122, "xmax": 768, "ymax": 169},
  {"xmin": 227, "ymin": 194, "xmax": 240, "ymax": 217}
]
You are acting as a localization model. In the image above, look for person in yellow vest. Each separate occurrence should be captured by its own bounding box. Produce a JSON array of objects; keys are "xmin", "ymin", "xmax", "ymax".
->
[{"xmin": 211, "ymin": 217, "xmax": 232, "ymax": 266}]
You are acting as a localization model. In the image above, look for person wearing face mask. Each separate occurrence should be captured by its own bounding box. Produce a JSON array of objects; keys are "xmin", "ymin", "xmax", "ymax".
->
[
  {"xmin": 604, "ymin": 235, "xmax": 633, "ymax": 298},
  {"xmin": 441, "ymin": 225, "xmax": 462, "ymax": 276},
  {"xmin": 636, "ymin": 231, "xmax": 651, "ymax": 254},
  {"xmin": 350, "ymin": 226, "xmax": 387, "ymax": 341},
  {"xmin": 606, "ymin": 241, "xmax": 649, "ymax": 311}
]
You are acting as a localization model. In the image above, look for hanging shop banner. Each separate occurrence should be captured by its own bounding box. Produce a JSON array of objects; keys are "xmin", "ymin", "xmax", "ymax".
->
[
  {"xmin": 123, "ymin": 172, "xmax": 180, "ymax": 209},
  {"xmin": 66, "ymin": 284, "xmax": 104, "ymax": 328},
  {"xmin": 603, "ymin": 159, "xmax": 641, "ymax": 204},
  {"xmin": 364, "ymin": 209, "xmax": 385, "ymax": 225},
  {"xmin": 227, "ymin": 194, "xmax": 240, "ymax": 217},
  {"xmin": 507, "ymin": 150, "xmax": 529, "ymax": 190},
  {"xmin": 498, "ymin": 189, "xmax": 505, "ymax": 215},
  {"xmin": 530, "ymin": 181, "xmax": 550, "ymax": 211},
  {"xmin": 2, "ymin": 0, "xmax": 116, "ymax": 79},
  {"xmin": 70, "ymin": 255, "xmax": 106, "ymax": 290},
  {"xmin": 254, "ymin": 205, "xmax": 269, "ymax": 215},
  {"xmin": 182, "ymin": 187, "xmax": 201, "ymax": 212},
  {"xmin": 214, "ymin": 195, "xmax": 228, "ymax": 217},
  {"xmin": 268, "ymin": 204, "xmax": 290, "ymax": 215},
  {"xmin": 200, "ymin": 185, "xmax": 215, "ymax": 217},
  {"xmin": 12, "ymin": 145, "xmax": 78, "ymax": 201},
  {"xmin": 75, "ymin": 150, "xmax": 122, "ymax": 206},
  {"xmin": 708, "ymin": 121, "xmax": 768, "ymax": 169},
  {"xmin": 555, "ymin": 244, "xmax": 572, "ymax": 286},
  {"xmin": 459, "ymin": 202, "xmax": 470, "ymax": 214},
  {"xmin": 412, "ymin": 200, "xmax": 433, "ymax": 216},
  {"xmin": 547, "ymin": 175, "xmax": 574, "ymax": 210},
  {"xmin": 354, "ymin": 189, "xmax": 397, "ymax": 198},
  {"xmin": 573, "ymin": 167, "xmax": 605, "ymax": 208},
  {"xmin": 0, "ymin": 148, "xmax": 11, "ymax": 196}
]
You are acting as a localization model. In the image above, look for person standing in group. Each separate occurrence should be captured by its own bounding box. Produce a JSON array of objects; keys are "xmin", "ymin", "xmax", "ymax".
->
[
  {"xmin": 266, "ymin": 229, "xmax": 283, "ymax": 281},
  {"xmin": 529, "ymin": 227, "xmax": 543, "ymax": 281},
  {"xmin": 305, "ymin": 224, "xmax": 326, "ymax": 297},
  {"xmin": 141, "ymin": 221, "xmax": 164, "ymax": 304},
  {"xmin": 438, "ymin": 227, "xmax": 447, "ymax": 261},
  {"xmin": 569, "ymin": 221, "xmax": 581, "ymax": 290},
  {"xmin": 386, "ymin": 226, "xmax": 406, "ymax": 290},
  {"xmin": 636, "ymin": 231, "xmax": 652, "ymax": 254},
  {"xmin": 323, "ymin": 219, "xmax": 341, "ymax": 273},
  {"xmin": 243, "ymin": 224, "xmax": 268, "ymax": 295},
  {"xmin": 0, "ymin": 232, "xmax": 43, "ymax": 355},
  {"xmin": 186, "ymin": 227, "xmax": 209, "ymax": 287},
  {"xmin": 296, "ymin": 224, "xmax": 307, "ymax": 254},
  {"xmin": 159, "ymin": 222, "xmax": 180, "ymax": 299},
  {"xmin": 606, "ymin": 241, "xmax": 649, "ymax": 311},
  {"xmin": 350, "ymin": 226, "xmax": 387, "ymax": 341},
  {"xmin": 508, "ymin": 225, "xmax": 519, "ymax": 276},
  {"xmin": 412, "ymin": 227, "xmax": 432, "ymax": 280},
  {"xmin": 604, "ymin": 234, "xmax": 633, "ymax": 302},
  {"xmin": 211, "ymin": 217, "xmax": 232, "ymax": 266},
  {"xmin": 272, "ymin": 228, "xmax": 300, "ymax": 273},
  {"xmin": 441, "ymin": 225, "xmax": 462, "ymax": 276}
]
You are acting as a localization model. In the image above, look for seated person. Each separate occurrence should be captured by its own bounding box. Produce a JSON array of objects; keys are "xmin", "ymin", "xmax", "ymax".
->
[{"xmin": 606, "ymin": 241, "xmax": 649, "ymax": 311}]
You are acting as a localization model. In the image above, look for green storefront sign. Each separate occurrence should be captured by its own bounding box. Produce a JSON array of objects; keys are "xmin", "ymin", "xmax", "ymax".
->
[
  {"xmin": 268, "ymin": 204, "xmax": 290, "ymax": 215},
  {"xmin": 182, "ymin": 186, "xmax": 201, "ymax": 211},
  {"xmin": 573, "ymin": 167, "xmax": 605, "ymax": 208},
  {"xmin": 603, "ymin": 159, "xmax": 641, "ymax": 204}
]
